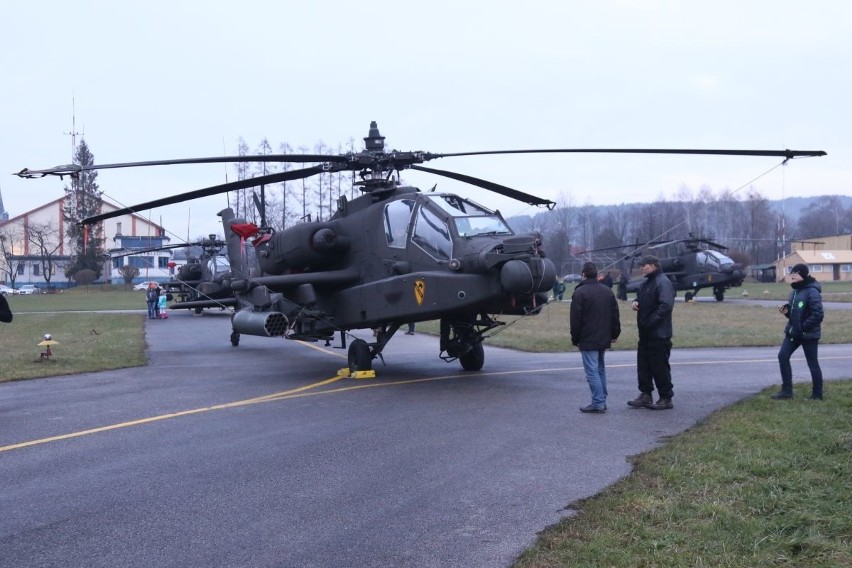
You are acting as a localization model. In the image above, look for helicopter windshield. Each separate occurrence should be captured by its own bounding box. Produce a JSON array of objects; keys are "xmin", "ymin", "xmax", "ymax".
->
[
  {"xmin": 384, "ymin": 199, "xmax": 415, "ymax": 249},
  {"xmin": 207, "ymin": 255, "xmax": 230, "ymax": 276},
  {"xmin": 412, "ymin": 204, "xmax": 452, "ymax": 261},
  {"xmin": 427, "ymin": 194, "xmax": 513, "ymax": 237},
  {"xmin": 697, "ymin": 250, "xmax": 735, "ymax": 271}
]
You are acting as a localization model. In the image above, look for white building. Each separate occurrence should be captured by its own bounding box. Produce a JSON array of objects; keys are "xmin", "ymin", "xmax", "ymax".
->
[{"xmin": 0, "ymin": 194, "xmax": 173, "ymax": 289}]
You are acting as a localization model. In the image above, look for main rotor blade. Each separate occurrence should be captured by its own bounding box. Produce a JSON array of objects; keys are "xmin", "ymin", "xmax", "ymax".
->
[
  {"xmin": 410, "ymin": 165, "xmax": 555, "ymax": 209},
  {"xmin": 426, "ymin": 148, "xmax": 827, "ymax": 160},
  {"xmin": 695, "ymin": 238, "xmax": 728, "ymax": 250},
  {"xmin": 82, "ymin": 165, "xmax": 324, "ymax": 225},
  {"xmin": 108, "ymin": 242, "xmax": 196, "ymax": 259},
  {"xmin": 16, "ymin": 154, "xmax": 347, "ymax": 178}
]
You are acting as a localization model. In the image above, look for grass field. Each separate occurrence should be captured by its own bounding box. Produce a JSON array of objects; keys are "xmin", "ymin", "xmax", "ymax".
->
[
  {"xmin": 513, "ymin": 380, "xmax": 852, "ymax": 568},
  {"xmin": 0, "ymin": 312, "xmax": 145, "ymax": 382},
  {"xmin": 417, "ymin": 297, "xmax": 852, "ymax": 352},
  {"xmin": 4, "ymin": 284, "xmax": 149, "ymax": 312}
]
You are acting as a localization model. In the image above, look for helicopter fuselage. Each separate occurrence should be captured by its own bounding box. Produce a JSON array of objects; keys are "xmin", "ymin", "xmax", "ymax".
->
[{"xmin": 224, "ymin": 186, "xmax": 555, "ymax": 339}]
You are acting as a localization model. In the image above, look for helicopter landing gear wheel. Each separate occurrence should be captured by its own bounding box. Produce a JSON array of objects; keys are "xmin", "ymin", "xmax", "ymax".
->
[
  {"xmin": 459, "ymin": 342, "xmax": 485, "ymax": 371},
  {"xmin": 348, "ymin": 339, "xmax": 372, "ymax": 372},
  {"xmin": 714, "ymin": 288, "xmax": 725, "ymax": 302},
  {"xmin": 230, "ymin": 330, "xmax": 240, "ymax": 346},
  {"xmin": 194, "ymin": 306, "xmax": 203, "ymax": 315},
  {"xmin": 684, "ymin": 291, "xmax": 694, "ymax": 302}
]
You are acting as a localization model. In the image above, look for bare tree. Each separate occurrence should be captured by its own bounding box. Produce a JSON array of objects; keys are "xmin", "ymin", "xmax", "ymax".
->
[
  {"xmin": 118, "ymin": 264, "xmax": 140, "ymax": 287},
  {"xmin": 26, "ymin": 221, "xmax": 63, "ymax": 288},
  {"xmin": 231, "ymin": 138, "xmax": 251, "ymax": 220},
  {"xmin": 797, "ymin": 196, "xmax": 851, "ymax": 238},
  {"xmin": 0, "ymin": 233, "xmax": 26, "ymax": 288}
]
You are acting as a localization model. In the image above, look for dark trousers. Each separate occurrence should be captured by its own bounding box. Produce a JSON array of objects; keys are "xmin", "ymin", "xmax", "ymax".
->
[
  {"xmin": 778, "ymin": 336, "xmax": 823, "ymax": 396},
  {"xmin": 637, "ymin": 336, "xmax": 673, "ymax": 398}
]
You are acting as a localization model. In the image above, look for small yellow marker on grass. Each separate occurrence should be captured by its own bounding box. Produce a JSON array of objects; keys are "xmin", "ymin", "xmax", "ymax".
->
[{"xmin": 37, "ymin": 333, "xmax": 59, "ymax": 360}]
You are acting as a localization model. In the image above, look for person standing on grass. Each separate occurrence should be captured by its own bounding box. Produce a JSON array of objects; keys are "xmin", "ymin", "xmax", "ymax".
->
[
  {"xmin": 570, "ymin": 262, "xmax": 621, "ymax": 413},
  {"xmin": 773, "ymin": 263, "xmax": 824, "ymax": 400},
  {"xmin": 145, "ymin": 283, "xmax": 158, "ymax": 320},
  {"xmin": 627, "ymin": 255, "xmax": 676, "ymax": 410}
]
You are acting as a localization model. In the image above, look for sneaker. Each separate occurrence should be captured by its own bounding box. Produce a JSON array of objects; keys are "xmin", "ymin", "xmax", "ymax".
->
[
  {"xmin": 580, "ymin": 404, "xmax": 606, "ymax": 413},
  {"xmin": 770, "ymin": 391, "xmax": 793, "ymax": 400},
  {"xmin": 649, "ymin": 397, "xmax": 673, "ymax": 410},
  {"xmin": 627, "ymin": 393, "xmax": 653, "ymax": 408}
]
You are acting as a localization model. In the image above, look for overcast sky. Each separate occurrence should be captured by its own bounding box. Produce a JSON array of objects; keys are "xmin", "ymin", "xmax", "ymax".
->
[{"xmin": 2, "ymin": 0, "xmax": 849, "ymax": 240}]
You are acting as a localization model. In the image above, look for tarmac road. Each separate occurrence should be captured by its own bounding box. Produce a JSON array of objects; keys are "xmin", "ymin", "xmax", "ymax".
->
[{"xmin": 1, "ymin": 311, "xmax": 851, "ymax": 568}]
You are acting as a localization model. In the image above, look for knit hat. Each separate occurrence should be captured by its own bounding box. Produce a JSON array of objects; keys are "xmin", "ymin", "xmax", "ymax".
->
[{"xmin": 791, "ymin": 263, "xmax": 809, "ymax": 278}]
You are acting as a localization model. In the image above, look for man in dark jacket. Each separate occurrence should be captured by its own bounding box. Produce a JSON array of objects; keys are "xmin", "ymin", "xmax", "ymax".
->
[
  {"xmin": 570, "ymin": 262, "xmax": 621, "ymax": 413},
  {"xmin": 627, "ymin": 255, "xmax": 676, "ymax": 410},
  {"xmin": 772, "ymin": 263, "xmax": 824, "ymax": 400}
]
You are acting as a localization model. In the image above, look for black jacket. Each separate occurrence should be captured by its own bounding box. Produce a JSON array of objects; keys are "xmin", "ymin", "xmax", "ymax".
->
[
  {"xmin": 635, "ymin": 268, "xmax": 675, "ymax": 339},
  {"xmin": 570, "ymin": 278, "xmax": 621, "ymax": 350},
  {"xmin": 783, "ymin": 278, "xmax": 823, "ymax": 341},
  {"xmin": 0, "ymin": 293, "xmax": 11, "ymax": 323}
]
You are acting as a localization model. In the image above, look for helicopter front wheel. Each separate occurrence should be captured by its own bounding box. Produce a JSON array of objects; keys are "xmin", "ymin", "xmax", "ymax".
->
[
  {"xmin": 348, "ymin": 339, "xmax": 373, "ymax": 372},
  {"xmin": 713, "ymin": 287, "xmax": 725, "ymax": 302},
  {"xmin": 459, "ymin": 342, "xmax": 485, "ymax": 371}
]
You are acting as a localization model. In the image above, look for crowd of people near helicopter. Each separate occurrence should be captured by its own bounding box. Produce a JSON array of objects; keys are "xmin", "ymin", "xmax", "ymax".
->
[
  {"xmin": 562, "ymin": 256, "xmax": 825, "ymax": 412},
  {"xmin": 144, "ymin": 282, "xmax": 170, "ymax": 320}
]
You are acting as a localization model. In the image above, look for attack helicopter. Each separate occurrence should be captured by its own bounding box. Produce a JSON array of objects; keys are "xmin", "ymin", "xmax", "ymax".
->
[
  {"xmin": 106, "ymin": 235, "xmax": 234, "ymax": 312},
  {"xmin": 162, "ymin": 235, "xmax": 236, "ymax": 313},
  {"xmin": 622, "ymin": 235, "xmax": 746, "ymax": 301},
  {"xmin": 16, "ymin": 122, "xmax": 825, "ymax": 372}
]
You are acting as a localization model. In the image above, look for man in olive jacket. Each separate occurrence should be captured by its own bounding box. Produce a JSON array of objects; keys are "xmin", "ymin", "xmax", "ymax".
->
[
  {"xmin": 628, "ymin": 255, "xmax": 676, "ymax": 410},
  {"xmin": 570, "ymin": 262, "xmax": 621, "ymax": 413}
]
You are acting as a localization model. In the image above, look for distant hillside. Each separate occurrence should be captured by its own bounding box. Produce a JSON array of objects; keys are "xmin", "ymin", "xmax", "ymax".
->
[
  {"xmin": 769, "ymin": 195, "xmax": 852, "ymax": 223},
  {"xmin": 507, "ymin": 194, "xmax": 851, "ymax": 228}
]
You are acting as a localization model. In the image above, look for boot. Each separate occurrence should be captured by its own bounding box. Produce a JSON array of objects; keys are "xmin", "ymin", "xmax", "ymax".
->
[
  {"xmin": 650, "ymin": 397, "xmax": 673, "ymax": 410},
  {"xmin": 627, "ymin": 393, "xmax": 653, "ymax": 408},
  {"xmin": 770, "ymin": 391, "xmax": 793, "ymax": 400}
]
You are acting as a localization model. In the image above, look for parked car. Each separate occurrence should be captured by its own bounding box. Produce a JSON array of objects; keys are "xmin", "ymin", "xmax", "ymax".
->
[
  {"xmin": 16, "ymin": 284, "xmax": 39, "ymax": 295},
  {"xmin": 0, "ymin": 284, "xmax": 13, "ymax": 297},
  {"xmin": 133, "ymin": 281, "xmax": 160, "ymax": 291},
  {"xmin": 563, "ymin": 274, "xmax": 582, "ymax": 283}
]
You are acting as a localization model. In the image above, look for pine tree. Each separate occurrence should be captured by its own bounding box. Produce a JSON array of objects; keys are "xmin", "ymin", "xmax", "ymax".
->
[{"xmin": 63, "ymin": 139, "xmax": 105, "ymax": 277}]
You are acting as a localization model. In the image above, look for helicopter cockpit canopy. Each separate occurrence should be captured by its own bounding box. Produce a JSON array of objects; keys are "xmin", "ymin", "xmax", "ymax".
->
[
  {"xmin": 696, "ymin": 250, "xmax": 736, "ymax": 271},
  {"xmin": 427, "ymin": 194, "xmax": 513, "ymax": 238},
  {"xmin": 207, "ymin": 255, "xmax": 231, "ymax": 276}
]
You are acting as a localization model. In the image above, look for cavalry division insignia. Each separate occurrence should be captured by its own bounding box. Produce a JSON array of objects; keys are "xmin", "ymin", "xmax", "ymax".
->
[{"xmin": 414, "ymin": 279, "xmax": 425, "ymax": 306}]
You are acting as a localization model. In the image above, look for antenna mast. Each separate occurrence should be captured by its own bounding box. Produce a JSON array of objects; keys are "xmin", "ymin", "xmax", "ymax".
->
[{"xmin": 64, "ymin": 97, "xmax": 84, "ymax": 160}]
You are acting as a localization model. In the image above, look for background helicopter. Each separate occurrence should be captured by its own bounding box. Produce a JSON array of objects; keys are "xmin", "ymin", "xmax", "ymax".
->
[
  {"xmin": 17, "ymin": 122, "xmax": 824, "ymax": 372},
  {"xmin": 162, "ymin": 235, "xmax": 236, "ymax": 313},
  {"xmin": 108, "ymin": 235, "xmax": 235, "ymax": 312},
  {"xmin": 626, "ymin": 235, "xmax": 746, "ymax": 301}
]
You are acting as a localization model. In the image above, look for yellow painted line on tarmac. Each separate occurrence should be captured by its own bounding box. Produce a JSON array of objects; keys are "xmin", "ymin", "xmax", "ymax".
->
[
  {"xmin": 5, "ymin": 352, "xmax": 851, "ymax": 454},
  {"xmin": 296, "ymin": 340, "xmax": 348, "ymax": 359},
  {"xmin": 0, "ymin": 375, "xmax": 346, "ymax": 453}
]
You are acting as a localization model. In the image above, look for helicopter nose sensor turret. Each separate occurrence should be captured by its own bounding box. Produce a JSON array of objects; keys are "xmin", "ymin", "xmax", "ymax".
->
[{"xmin": 500, "ymin": 258, "xmax": 557, "ymax": 294}]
